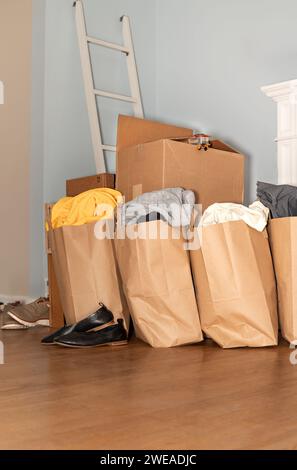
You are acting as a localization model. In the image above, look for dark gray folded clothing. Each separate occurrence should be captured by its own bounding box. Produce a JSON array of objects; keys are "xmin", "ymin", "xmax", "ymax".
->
[{"xmin": 257, "ymin": 181, "xmax": 297, "ymax": 218}]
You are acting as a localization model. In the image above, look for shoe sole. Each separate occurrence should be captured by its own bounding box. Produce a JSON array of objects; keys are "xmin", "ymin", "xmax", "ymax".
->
[
  {"xmin": 1, "ymin": 324, "xmax": 28, "ymax": 330},
  {"xmin": 54, "ymin": 340, "xmax": 128, "ymax": 349},
  {"xmin": 41, "ymin": 320, "xmax": 116, "ymax": 345},
  {"xmin": 8, "ymin": 312, "xmax": 50, "ymax": 328}
]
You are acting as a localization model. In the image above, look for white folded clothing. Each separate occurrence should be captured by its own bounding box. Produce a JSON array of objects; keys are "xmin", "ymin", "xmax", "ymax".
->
[{"xmin": 199, "ymin": 201, "xmax": 269, "ymax": 232}]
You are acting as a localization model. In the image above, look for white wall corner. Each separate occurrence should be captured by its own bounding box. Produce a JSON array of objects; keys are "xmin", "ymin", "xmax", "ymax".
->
[
  {"xmin": 0, "ymin": 81, "xmax": 3, "ymax": 104},
  {"xmin": 261, "ymin": 79, "xmax": 297, "ymax": 185}
]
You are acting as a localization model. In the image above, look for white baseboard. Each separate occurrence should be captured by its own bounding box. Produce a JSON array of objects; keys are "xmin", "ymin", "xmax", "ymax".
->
[{"xmin": 0, "ymin": 294, "xmax": 36, "ymax": 305}]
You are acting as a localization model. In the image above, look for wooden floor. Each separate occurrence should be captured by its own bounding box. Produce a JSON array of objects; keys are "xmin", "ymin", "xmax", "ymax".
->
[{"xmin": 0, "ymin": 328, "xmax": 297, "ymax": 450}]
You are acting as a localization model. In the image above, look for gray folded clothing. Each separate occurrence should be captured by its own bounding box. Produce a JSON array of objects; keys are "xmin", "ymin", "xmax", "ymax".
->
[
  {"xmin": 121, "ymin": 187, "xmax": 195, "ymax": 227},
  {"xmin": 257, "ymin": 181, "xmax": 297, "ymax": 218}
]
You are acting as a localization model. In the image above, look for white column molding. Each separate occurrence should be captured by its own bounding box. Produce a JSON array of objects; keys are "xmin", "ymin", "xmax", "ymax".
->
[{"xmin": 261, "ymin": 79, "xmax": 297, "ymax": 185}]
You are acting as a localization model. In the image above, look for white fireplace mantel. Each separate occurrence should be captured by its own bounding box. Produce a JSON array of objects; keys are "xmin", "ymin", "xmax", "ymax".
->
[{"xmin": 261, "ymin": 79, "xmax": 297, "ymax": 185}]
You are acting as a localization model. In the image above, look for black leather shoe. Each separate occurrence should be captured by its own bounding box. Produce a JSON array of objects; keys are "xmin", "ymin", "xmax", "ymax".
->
[
  {"xmin": 41, "ymin": 324, "xmax": 76, "ymax": 344},
  {"xmin": 41, "ymin": 303, "xmax": 114, "ymax": 344},
  {"xmin": 54, "ymin": 319, "xmax": 128, "ymax": 348},
  {"xmin": 74, "ymin": 303, "xmax": 114, "ymax": 332}
]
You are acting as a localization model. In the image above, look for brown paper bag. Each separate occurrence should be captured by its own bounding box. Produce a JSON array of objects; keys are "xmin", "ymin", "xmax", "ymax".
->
[
  {"xmin": 268, "ymin": 217, "xmax": 297, "ymax": 343},
  {"xmin": 51, "ymin": 220, "xmax": 130, "ymax": 330},
  {"xmin": 190, "ymin": 220, "xmax": 278, "ymax": 348},
  {"xmin": 115, "ymin": 220, "xmax": 203, "ymax": 348}
]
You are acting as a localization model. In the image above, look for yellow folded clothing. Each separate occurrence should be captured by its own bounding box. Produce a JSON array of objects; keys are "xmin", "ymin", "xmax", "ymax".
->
[{"xmin": 51, "ymin": 188, "xmax": 122, "ymax": 229}]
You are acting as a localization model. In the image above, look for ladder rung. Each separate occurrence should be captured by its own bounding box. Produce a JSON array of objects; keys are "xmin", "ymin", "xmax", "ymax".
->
[
  {"xmin": 102, "ymin": 145, "xmax": 116, "ymax": 152},
  {"xmin": 94, "ymin": 89, "xmax": 136, "ymax": 103},
  {"xmin": 87, "ymin": 36, "xmax": 129, "ymax": 54}
]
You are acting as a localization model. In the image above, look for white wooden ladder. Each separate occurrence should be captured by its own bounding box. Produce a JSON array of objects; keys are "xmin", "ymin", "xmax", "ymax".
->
[{"xmin": 74, "ymin": 0, "xmax": 144, "ymax": 173}]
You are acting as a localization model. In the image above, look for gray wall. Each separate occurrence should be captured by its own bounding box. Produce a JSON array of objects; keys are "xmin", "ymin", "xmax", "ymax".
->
[
  {"xmin": 28, "ymin": 0, "xmax": 156, "ymax": 297},
  {"xmin": 44, "ymin": 0, "xmax": 156, "ymax": 203},
  {"xmin": 42, "ymin": 0, "xmax": 297, "ymax": 206},
  {"xmin": 29, "ymin": 0, "xmax": 297, "ymax": 296},
  {"xmin": 156, "ymin": 0, "xmax": 297, "ymax": 202},
  {"xmin": 30, "ymin": 0, "xmax": 46, "ymax": 297}
]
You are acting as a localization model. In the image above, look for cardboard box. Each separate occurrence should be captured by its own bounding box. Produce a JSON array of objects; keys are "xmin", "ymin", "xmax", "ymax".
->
[
  {"xmin": 116, "ymin": 115, "xmax": 244, "ymax": 209},
  {"xmin": 66, "ymin": 173, "xmax": 115, "ymax": 197}
]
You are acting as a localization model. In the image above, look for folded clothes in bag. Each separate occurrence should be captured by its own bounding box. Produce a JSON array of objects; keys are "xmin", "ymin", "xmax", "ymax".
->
[
  {"xmin": 51, "ymin": 188, "xmax": 122, "ymax": 228},
  {"xmin": 257, "ymin": 182, "xmax": 297, "ymax": 342},
  {"xmin": 120, "ymin": 187, "xmax": 195, "ymax": 228},
  {"xmin": 115, "ymin": 220, "xmax": 203, "ymax": 348},
  {"xmin": 190, "ymin": 210, "xmax": 278, "ymax": 348},
  {"xmin": 257, "ymin": 181, "xmax": 297, "ymax": 218},
  {"xmin": 199, "ymin": 201, "xmax": 269, "ymax": 232}
]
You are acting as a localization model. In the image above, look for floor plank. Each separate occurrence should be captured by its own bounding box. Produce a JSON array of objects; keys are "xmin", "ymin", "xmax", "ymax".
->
[{"xmin": 0, "ymin": 328, "xmax": 296, "ymax": 449}]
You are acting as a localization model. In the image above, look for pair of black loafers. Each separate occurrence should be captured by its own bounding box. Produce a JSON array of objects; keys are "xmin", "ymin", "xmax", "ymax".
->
[{"xmin": 41, "ymin": 303, "xmax": 127, "ymax": 348}]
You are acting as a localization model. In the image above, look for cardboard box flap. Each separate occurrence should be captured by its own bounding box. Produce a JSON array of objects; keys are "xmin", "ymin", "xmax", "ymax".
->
[
  {"xmin": 116, "ymin": 114, "xmax": 193, "ymax": 153},
  {"xmin": 168, "ymin": 137, "xmax": 240, "ymax": 154},
  {"xmin": 211, "ymin": 139, "xmax": 239, "ymax": 154}
]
